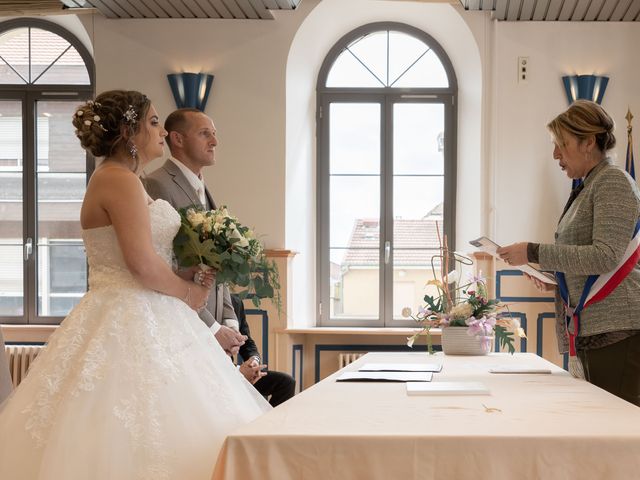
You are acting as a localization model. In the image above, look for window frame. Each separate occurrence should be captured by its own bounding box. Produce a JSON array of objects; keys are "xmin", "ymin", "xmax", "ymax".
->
[
  {"xmin": 316, "ymin": 22, "xmax": 458, "ymax": 327},
  {"xmin": 0, "ymin": 18, "xmax": 95, "ymax": 325}
]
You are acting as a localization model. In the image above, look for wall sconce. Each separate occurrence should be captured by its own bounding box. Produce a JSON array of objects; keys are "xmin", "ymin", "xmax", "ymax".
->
[
  {"xmin": 562, "ymin": 74, "xmax": 609, "ymax": 105},
  {"xmin": 167, "ymin": 72, "xmax": 214, "ymax": 111}
]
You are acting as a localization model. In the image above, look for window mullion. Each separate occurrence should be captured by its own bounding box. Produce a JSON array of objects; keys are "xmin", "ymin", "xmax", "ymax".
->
[
  {"xmin": 381, "ymin": 95, "xmax": 394, "ymax": 326},
  {"xmin": 24, "ymin": 92, "xmax": 36, "ymax": 325}
]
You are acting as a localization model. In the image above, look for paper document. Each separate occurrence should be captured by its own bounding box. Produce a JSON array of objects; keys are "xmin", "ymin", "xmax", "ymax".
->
[
  {"xmin": 336, "ymin": 371, "xmax": 433, "ymax": 382},
  {"xmin": 489, "ymin": 366, "xmax": 551, "ymax": 374},
  {"xmin": 469, "ymin": 236, "xmax": 557, "ymax": 285},
  {"xmin": 359, "ymin": 363, "xmax": 443, "ymax": 373},
  {"xmin": 406, "ymin": 381, "xmax": 490, "ymax": 396}
]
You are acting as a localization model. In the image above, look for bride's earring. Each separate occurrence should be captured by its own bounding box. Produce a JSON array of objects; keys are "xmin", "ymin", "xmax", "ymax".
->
[{"xmin": 128, "ymin": 141, "xmax": 138, "ymax": 160}]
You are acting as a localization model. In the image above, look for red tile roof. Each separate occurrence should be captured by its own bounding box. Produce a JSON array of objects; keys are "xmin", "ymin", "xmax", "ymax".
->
[{"xmin": 342, "ymin": 217, "xmax": 444, "ymax": 266}]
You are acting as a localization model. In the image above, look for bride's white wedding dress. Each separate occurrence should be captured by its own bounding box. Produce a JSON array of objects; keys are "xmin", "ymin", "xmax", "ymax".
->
[{"xmin": 0, "ymin": 199, "xmax": 270, "ymax": 480}]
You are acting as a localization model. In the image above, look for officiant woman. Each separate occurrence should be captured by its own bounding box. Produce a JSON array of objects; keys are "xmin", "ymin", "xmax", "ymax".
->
[{"xmin": 497, "ymin": 100, "xmax": 640, "ymax": 407}]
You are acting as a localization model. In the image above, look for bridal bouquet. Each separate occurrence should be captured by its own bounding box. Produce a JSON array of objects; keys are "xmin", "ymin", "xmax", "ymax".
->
[
  {"xmin": 404, "ymin": 227, "xmax": 525, "ymax": 354},
  {"xmin": 173, "ymin": 205, "xmax": 280, "ymax": 310}
]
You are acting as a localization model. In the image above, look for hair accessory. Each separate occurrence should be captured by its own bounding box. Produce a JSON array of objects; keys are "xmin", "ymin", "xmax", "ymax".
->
[{"xmin": 123, "ymin": 105, "xmax": 138, "ymax": 125}]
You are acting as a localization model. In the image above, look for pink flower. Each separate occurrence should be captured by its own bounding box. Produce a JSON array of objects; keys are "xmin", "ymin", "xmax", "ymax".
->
[{"xmin": 465, "ymin": 315, "xmax": 496, "ymax": 350}]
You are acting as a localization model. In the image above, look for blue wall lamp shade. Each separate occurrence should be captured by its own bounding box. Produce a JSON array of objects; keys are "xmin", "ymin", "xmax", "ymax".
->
[
  {"xmin": 167, "ymin": 72, "xmax": 214, "ymax": 111},
  {"xmin": 562, "ymin": 75, "xmax": 609, "ymax": 105}
]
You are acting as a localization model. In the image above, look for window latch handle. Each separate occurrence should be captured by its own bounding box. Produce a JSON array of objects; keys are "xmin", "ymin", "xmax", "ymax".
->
[
  {"xmin": 24, "ymin": 237, "xmax": 33, "ymax": 261},
  {"xmin": 384, "ymin": 241, "xmax": 391, "ymax": 264}
]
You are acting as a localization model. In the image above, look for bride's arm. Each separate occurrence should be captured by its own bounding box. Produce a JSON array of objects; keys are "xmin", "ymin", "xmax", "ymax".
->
[{"xmin": 96, "ymin": 168, "xmax": 209, "ymax": 309}]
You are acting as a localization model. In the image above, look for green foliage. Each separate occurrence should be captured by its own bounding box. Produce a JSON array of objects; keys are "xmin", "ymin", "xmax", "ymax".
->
[
  {"xmin": 173, "ymin": 205, "xmax": 281, "ymax": 312},
  {"xmin": 494, "ymin": 325, "xmax": 516, "ymax": 354}
]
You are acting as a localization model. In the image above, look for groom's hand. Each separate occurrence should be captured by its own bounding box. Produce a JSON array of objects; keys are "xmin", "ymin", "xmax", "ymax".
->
[
  {"xmin": 239, "ymin": 358, "xmax": 267, "ymax": 385},
  {"xmin": 214, "ymin": 325, "xmax": 247, "ymax": 356}
]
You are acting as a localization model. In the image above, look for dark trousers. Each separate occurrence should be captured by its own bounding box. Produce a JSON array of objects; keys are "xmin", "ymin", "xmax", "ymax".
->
[
  {"xmin": 253, "ymin": 370, "xmax": 296, "ymax": 407},
  {"xmin": 578, "ymin": 333, "xmax": 640, "ymax": 407}
]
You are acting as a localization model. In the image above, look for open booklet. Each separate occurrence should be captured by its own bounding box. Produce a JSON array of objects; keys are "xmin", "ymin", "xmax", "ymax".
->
[{"xmin": 469, "ymin": 236, "xmax": 557, "ymax": 285}]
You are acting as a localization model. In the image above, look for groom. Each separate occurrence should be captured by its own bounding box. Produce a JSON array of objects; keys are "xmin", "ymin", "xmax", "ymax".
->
[{"xmin": 143, "ymin": 108, "xmax": 245, "ymax": 355}]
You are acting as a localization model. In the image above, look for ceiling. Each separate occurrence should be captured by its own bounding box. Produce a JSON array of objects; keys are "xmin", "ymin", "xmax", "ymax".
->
[
  {"xmin": 0, "ymin": 0, "xmax": 302, "ymax": 19},
  {"xmin": 460, "ymin": 0, "xmax": 640, "ymax": 21},
  {"xmin": 1, "ymin": 0, "xmax": 639, "ymax": 21}
]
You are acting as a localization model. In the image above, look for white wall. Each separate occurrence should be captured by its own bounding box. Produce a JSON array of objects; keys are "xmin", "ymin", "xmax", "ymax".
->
[
  {"xmin": 85, "ymin": 10, "xmax": 309, "ymax": 249},
  {"xmin": 492, "ymin": 21, "xmax": 640, "ymax": 246}
]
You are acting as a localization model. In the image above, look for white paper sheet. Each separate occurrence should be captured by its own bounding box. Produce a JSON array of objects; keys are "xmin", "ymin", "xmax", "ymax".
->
[
  {"xmin": 359, "ymin": 363, "xmax": 443, "ymax": 373},
  {"xmin": 337, "ymin": 371, "xmax": 434, "ymax": 382},
  {"xmin": 406, "ymin": 381, "xmax": 490, "ymax": 395}
]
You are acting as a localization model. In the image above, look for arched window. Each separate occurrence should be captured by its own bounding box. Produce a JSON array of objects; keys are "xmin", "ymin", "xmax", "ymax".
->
[
  {"xmin": 316, "ymin": 22, "xmax": 457, "ymax": 327},
  {"xmin": 0, "ymin": 19, "xmax": 94, "ymax": 325}
]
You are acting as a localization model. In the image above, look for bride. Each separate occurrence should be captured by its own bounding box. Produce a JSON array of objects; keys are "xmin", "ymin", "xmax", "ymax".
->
[{"xmin": 0, "ymin": 90, "xmax": 271, "ymax": 480}]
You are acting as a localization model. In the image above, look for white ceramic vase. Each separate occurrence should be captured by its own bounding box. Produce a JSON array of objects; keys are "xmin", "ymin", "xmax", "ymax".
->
[{"xmin": 441, "ymin": 326, "xmax": 493, "ymax": 355}]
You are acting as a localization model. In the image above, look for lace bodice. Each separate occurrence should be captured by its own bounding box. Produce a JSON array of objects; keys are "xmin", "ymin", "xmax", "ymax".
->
[{"xmin": 82, "ymin": 199, "xmax": 180, "ymax": 290}]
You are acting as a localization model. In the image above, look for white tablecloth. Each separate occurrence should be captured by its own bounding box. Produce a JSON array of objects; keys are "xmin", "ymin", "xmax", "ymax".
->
[{"xmin": 213, "ymin": 352, "xmax": 640, "ymax": 480}]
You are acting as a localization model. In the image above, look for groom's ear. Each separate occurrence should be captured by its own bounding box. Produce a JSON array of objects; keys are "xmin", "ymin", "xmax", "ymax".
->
[{"xmin": 168, "ymin": 130, "xmax": 183, "ymax": 148}]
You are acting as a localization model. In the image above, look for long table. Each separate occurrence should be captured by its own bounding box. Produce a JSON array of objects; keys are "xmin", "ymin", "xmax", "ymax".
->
[{"xmin": 212, "ymin": 352, "xmax": 640, "ymax": 479}]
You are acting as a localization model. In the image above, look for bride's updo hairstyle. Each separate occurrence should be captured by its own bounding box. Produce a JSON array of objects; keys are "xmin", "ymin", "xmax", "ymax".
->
[{"xmin": 73, "ymin": 90, "xmax": 151, "ymax": 169}]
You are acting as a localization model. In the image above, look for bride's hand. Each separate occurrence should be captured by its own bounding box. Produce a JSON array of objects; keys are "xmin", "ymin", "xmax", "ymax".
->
[
  {"xmin": 187, "ymin": 283, "xmax": 211, "ymax": 312},
  {"xmin": 194, "ymin": 268, "xmax": 216, "ymax": 289}
]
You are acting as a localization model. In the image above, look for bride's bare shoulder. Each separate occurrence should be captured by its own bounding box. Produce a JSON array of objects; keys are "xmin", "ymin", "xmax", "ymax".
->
[{"xmin": 88, "ymin": 165, "xmax": 142, "ymax": 195}]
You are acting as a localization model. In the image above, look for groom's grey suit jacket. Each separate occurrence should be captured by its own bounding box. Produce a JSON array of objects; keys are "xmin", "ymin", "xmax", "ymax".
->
[{"xmin": 142, "ymin": 159, "xmax": 238, "ymax": 329}]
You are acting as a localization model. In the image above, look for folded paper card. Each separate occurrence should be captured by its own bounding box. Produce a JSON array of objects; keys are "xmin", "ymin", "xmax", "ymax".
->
[
  {"xmin": 406, "ymin": 381, "xmax": 490, "ymax": 395},
  {"xmin": 337, "ymin": 371, "xmax": 433, "ymax": 382},
  {"xmin": 359, "ymin": 363, "xmax": 443, "ymax": 373},
  {"xmin": 489, "ymin": 366, "xmax": 552, "ymax": 374}
]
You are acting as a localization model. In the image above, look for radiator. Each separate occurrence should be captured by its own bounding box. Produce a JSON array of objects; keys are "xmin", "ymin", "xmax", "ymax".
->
[
  {"xmin": 338, "ymin": 352, "xmax": 365, "ymax": 369},
  {"xmin": 4, "ymin": 345, "xmax": 44, "ymax": 388}
]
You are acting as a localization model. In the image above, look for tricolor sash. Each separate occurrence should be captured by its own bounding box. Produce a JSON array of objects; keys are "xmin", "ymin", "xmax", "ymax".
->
[{"xmin": 556, "ymin": 219, "xmax": 640, "ymax": 364}]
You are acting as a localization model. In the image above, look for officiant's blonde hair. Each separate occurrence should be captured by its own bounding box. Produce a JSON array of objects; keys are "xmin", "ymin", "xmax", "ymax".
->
[{"xmin": 547, "ymin": 100, "xmax": 616, "ymax": 152}]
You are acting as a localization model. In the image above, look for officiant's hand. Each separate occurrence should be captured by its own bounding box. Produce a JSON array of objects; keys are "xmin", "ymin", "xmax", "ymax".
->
[
  {"xmin": 215, "ymin": 325, "xmax": 247, "ymax": 356},
  {"xmin": 239, "ymin": 358, "xmax": 267, "ymax": 385},
  {"xmin": 523, "ymin": 272, "xmax": 556, "ymax": 292},
  {"xmin": 496, "ymin": 242, "xmax": 528, "ymax": 266}
]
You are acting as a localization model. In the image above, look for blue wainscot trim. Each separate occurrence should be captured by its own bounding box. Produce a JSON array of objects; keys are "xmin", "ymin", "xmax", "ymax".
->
[
  {"xmin": 314, "ymin": 343, "xmax": 439, "ymax": 384},
  {"xmin": 292, "ymin": 344, "xmax": 303, "ymax": 393},
  {"xmin": 496, "ymin": 270, "xmax": 555, "ymax": 303},
  {"xmin": 536, "ymin": 312, "xmax": 568, "ymax": 369}
]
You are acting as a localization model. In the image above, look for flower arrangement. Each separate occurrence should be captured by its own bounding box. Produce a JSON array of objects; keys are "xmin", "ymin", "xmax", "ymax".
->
[
  {"xmin": 172, "ymin": 205, "xmax": 280, "ymax": 310},
  {"xmin": 404, "ymin": 228, "xmax": 525, "ymax": 354}
]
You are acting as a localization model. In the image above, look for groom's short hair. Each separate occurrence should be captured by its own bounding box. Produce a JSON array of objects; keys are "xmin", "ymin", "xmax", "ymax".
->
[{"xmin": 164, "ymin": 108, "xmax": 202, "ymax": 150}]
